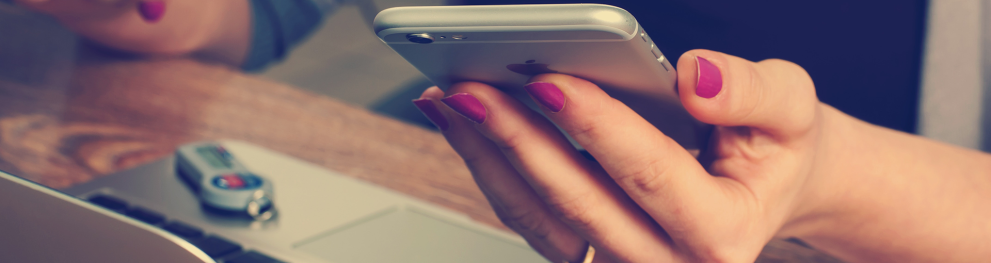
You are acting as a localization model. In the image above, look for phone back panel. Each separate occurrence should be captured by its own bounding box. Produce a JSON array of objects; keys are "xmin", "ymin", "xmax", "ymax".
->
[{"xmin": 375, "ymin": 4, "xmax": 701, "ymax": 150}]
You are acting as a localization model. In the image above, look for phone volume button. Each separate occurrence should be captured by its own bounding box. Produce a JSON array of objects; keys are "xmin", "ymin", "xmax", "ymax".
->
[
  {"xmin": 650, "ymin": 43, "xmax": 662, "ymax": 59},
  {"xmin": 641, "ymin": 31, "xmax": 653, "ymax": 44}
]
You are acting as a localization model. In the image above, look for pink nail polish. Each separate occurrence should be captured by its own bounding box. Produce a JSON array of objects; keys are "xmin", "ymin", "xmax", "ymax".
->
[
  {"xmin": 524, "ymin": 82, "xmax": 565, "ymax": 112},
  {"xmin": 412, "ymin": 99, "xmax": 450, "ymax": 131},
  {"xmin": 441, "ymin": 93, "xmax": 486, "ymax": 124},
  {"xmin": 138, "ymin": 1, "xmax": 165, "ymax": 23},
  {"xmin": 695, "ymin": 56, "xmax": 722, "ymax": 98}
]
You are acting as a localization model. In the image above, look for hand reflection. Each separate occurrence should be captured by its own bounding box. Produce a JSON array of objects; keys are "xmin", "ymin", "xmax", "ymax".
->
[{"xmin": 12, "ymin": 0, "xmax": 252, "ymax": 67}]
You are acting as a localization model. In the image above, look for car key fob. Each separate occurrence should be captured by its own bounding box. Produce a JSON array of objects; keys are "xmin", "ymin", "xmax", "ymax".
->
[{"xmin": 175, "ymin": 141, "xmax": 275, "ymax": 220}]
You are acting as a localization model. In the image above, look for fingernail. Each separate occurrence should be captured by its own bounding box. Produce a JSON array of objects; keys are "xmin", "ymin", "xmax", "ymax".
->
[
  {"xmin": 441, "ymin": 93, "xmax": 486, "ymax": 124},
  {"xmin": 412, "ymin": 99, "xmax": 450, "ymax": 131},
  {"xmin": 524, "ymin": 82, "xmax": 565, "ymax": 112},
  {"xmin": 138, "ymin": 1, "xmax": 165, "ymax": 23},
  {"xmin": 695, "ymin": 56, "xmax": 722, "ymax": 98}
]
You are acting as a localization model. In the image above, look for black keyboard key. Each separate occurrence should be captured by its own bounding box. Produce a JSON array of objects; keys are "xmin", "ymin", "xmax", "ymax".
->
[
  {"xmin": 162, "ymin": 221, "xmax": 204, "ymax": 240},
  {"xmin": 125, "ymin": 206, "xmax": 166, "ymax": 225},
  {"xmin": 225, "ymin": 251, "xmax": 285, "ymax": 263},
  {"xmin": 88, "ymin": 194, "xmax": 128, "ymax": 212},
  {"xmin": 191, "ymin": 235, "xmax": 241, "ymax": 258}
]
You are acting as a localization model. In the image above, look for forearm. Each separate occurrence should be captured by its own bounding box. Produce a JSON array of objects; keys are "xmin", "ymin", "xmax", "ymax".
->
[
  {"xmin": 795, "ymin": 105, "xmax": 991, "ymax": 262},
  {"xmin": 41, "ymin": 0, "xmax": 251, "ymax": 66}
]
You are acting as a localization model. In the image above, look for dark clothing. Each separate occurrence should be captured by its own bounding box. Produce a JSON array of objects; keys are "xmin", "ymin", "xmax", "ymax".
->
[
  {"xmin": 243, "ymin": 0, "xmax": 326, "ymax": 72},
  {"xmin": 460, "ymin": 0, "xmax": 929, "ymax": 133}
]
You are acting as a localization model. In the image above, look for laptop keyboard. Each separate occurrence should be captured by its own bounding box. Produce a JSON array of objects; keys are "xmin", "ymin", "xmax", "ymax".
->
[
  {"xmin": 126, "ymin": 206, "xmax": 167, "ymax": 225},
  {"xmin": 192, "ymin": 236, "xmax": 244, "ymax": 258},
  {"xmin": 88, "ymin": 195, "xmax": 128, "ymax": 212},
  {"xmin": 86, "ymin": 194, "xmax": 285, "ymax": 263},
  {"xmin": 163, "ymin": 221, "xmax": 206, "ymax": 239}
]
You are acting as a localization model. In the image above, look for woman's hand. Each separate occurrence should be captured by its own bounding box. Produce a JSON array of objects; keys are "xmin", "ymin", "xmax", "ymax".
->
[
  {"xmin": 12, "ymin": 0, "xmax": 251, "ymax": 66},
  {"xmin": 14, "ymin": 0, "xmax": 157, "ymax": 22},
  {"xmin": 413, "ymin": 49, "xmax": 836, "ymax": 262}
]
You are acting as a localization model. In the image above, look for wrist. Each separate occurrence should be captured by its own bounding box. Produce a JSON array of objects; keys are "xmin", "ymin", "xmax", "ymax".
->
[
  {"xmin": 192, "ymin": 0, "xmax": 251, "ymax": 67},
  {"xmin": 772, "ymin": 103, "xmax": 871, "ymax": 251},
  {"xmin": 779, "ymin": 104, "xmax": 991, "ymax": 262}
]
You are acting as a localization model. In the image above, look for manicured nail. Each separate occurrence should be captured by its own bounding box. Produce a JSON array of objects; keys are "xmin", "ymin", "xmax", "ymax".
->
[
  {"xmin": 695, "ymin": 56, "xmax": 722, "ymax": 98},
  {"xmin": 441, "ymin": 93, "xmax": 486, "ymax": 124},
  {"xmin": 524, "ymin": 82, "xmax": 565, "ymax": 112},
  {"xmin": 412, "ymin": 99, "xmax": 450, "ymax": 131},
  {"xmin": 138, "ymin": 1, "xmax": 165, "ymax": 23}
]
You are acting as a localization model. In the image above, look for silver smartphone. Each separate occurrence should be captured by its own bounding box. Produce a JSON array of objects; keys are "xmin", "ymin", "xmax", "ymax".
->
[{"xmin": 374, "ymin": 4, "xmax": 703, "ymax": 150}]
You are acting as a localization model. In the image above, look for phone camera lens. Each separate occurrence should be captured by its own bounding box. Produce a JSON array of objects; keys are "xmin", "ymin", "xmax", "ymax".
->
[{"xmin": 406, "ymin": 33, "xmax": 434, "ymax": 44}]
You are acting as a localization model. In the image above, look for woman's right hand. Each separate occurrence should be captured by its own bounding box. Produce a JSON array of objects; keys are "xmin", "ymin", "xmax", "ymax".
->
[
  {"xmin": 413, "ymin": 48, "xmax": 991, "ymax": 262},
  {"xmin": 413, "ymin": 49, "xmax": 836, "ymax": 262}
]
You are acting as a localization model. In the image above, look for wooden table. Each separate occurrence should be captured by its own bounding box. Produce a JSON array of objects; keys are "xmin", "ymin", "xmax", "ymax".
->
[{"xmin": 0, "ymin": 45, "xmax": 842, "ymax": 263}]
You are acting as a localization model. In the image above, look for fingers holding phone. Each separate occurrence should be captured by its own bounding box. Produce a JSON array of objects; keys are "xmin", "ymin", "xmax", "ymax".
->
[
  {"xmin": 416, "ymin": 49, "xmax": 829, "ymax": 262},
  {"xmin": 414, "ymin": 86, "xmax": 601, "ymax": 263},
  {"xmin": 376, "ymin": 4, "xmax": 698, "ymax": 150}
]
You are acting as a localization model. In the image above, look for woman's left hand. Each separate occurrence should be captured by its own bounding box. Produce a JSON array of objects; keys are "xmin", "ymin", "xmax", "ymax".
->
[{"xmin": 13, "ymin": 0, "xmax": 251, "ymax": 65}]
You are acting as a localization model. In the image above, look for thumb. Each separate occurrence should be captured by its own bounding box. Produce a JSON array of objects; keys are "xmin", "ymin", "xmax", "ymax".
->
[{"xmin": 677, "ymin": 50, "xmax": 819, "ymax": 138}]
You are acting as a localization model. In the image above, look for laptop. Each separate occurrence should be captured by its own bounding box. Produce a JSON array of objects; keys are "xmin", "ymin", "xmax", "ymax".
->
[{"xmin": 1, "ymin": 140, "xmax": 546, "ymax": 263}]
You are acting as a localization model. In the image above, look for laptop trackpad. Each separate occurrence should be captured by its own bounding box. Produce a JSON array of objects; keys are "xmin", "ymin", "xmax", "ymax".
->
[{"xmin": 296, "ymin": 206, "xmax": 546, "ymax": 263}]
